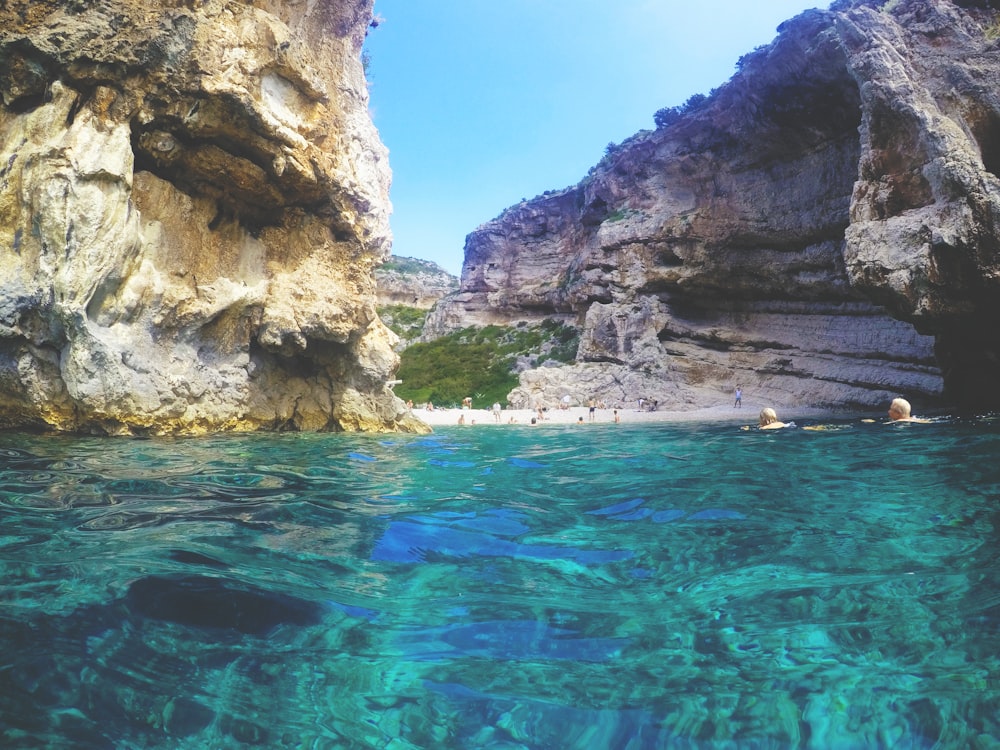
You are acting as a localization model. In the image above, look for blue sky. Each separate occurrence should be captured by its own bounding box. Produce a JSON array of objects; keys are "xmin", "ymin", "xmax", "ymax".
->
[{"xmin": 364, "ymin": 1, "xmax": 823, "ymax": 275}]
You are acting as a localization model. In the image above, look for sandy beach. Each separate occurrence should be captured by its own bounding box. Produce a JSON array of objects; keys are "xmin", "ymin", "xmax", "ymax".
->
[{"xmin": 409, "ymin": 402, "xmax": 853, "ymax": 429}]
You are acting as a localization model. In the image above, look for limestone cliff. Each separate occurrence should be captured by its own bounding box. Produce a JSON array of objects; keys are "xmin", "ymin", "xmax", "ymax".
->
[
  {"xmin": 0, "ymin": 0, "xmax": 425, "ymax": 434},
  {"xmin": 375, "ymin": 256, "xmax": 458, "ymax": 310},
  {"xmin": 429, "ymin": 0, "xmax": 1000, "ymax": 413}
]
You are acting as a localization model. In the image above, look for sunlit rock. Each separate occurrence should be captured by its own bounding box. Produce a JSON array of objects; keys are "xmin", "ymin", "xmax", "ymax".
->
[
  {"xmin": 0, "ymin": 0, "xmax": 425, "ymax": 434},
  {"xmin": 432, "ymin": 0, "xmax": 1000, "ymax": 412}
]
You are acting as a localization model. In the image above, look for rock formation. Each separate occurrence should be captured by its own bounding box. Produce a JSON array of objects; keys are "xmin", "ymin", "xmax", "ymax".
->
[
  {"xmin": 0, "ymin": 0, "xmax": 425, "ymax": 434},
  {"xmin": 375, "ymin": 256, "xmax": 458, "ymax": 310},
  {"xmin": 430, "ymin": 0, "xmax": 1000, "ymax": 414}
]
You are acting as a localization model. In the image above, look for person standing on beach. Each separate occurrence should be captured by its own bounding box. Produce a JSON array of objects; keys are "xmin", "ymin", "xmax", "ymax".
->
[
  {"xmin": 588, "ymin": 399, "xmax": 596, "ymax": 422},
  {"xmin": 492, "ymin": 402, "xmax": 502, "ymax": 422},
  {"xmin": 734, "ymin": 385, "xmax": 742, "ymax": 408}
]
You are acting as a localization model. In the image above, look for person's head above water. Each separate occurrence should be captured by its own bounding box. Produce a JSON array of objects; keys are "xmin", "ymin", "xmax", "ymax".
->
[
  {"xmin": 888, "ymin": 398, "xmax": 912, "ymax": 421},
  {"xmin": 757, "ymin": 407, "xmax": 789, "ymax": 430}
]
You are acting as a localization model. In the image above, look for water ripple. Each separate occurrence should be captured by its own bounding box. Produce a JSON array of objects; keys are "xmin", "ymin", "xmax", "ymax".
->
[{"xmin": 1, "ymin": 420, "xmax": 999, "ymax": 748}]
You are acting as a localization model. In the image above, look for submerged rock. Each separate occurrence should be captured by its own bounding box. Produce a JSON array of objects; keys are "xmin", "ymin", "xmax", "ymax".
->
[
  {"xmin": 0, "ymin": 0, "xmax": 425, "ymax": 434},
  {"xmin": 431, "ymin": 0, "xmax": 1000, "ymax": 413},
  {"xmin": 124, "ymin": 575, "xmax": 322, "ymax": 637}
]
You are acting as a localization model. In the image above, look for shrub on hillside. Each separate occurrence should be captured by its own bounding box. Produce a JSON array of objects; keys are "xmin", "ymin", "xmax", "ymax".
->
[
  {"xmin": 379, "ymin": 304, "xmax": 427, "ymax": 341},
  {"xmin": 394, "ymin": 321, "xmax": 579, "ymax": 407}
]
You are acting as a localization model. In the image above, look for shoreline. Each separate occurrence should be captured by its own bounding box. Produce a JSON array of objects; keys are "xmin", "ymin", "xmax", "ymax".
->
[{"xmin": 409, "ymin": 403, "xmax": 868, "ymax": 428}]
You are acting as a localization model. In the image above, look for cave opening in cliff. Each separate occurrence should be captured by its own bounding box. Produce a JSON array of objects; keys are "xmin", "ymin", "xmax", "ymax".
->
[
  {"xmin": 971, "ymin": 110, "xmax": 1000, "ymax": 180},
  {"xmin": 935, "ymin": 316, "xmax": 1000, "ymax": 412}
]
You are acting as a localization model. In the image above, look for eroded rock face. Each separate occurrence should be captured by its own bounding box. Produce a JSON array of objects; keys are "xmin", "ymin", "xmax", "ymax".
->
[
  {"xmin": 0, "ymin": 0, "xmax": 425, "ymax": 434},
  {"xmin": 839, "ymin": 0, "xmax": 1000, "ymax": 409},
  {"xmin": 375, "ymin": 256, "xmax": 459, "ymax": 310},
  {"xmin": 433, "ymin": 0, "xmax": 1000, "ymax": 413}
]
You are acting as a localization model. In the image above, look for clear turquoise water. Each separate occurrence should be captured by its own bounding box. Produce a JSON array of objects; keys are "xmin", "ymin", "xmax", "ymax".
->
[{"xmin": 1, "ymin": 417, "xmax": 999, "ymax": 749}]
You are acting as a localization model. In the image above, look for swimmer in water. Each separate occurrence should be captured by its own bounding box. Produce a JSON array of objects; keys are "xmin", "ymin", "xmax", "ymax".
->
[
  {"xmin": 758, "ymin": 407, "xmax": 790, "ymax": 430},
  {"xmin": 887, "ymin": 397, "xmax": 929, "ymax": 423}
]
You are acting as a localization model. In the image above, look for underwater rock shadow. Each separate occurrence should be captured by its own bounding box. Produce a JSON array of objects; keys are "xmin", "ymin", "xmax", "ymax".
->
[{"xmin": 124, "ymin": 575, "xmax": 323, "ymax": 637}]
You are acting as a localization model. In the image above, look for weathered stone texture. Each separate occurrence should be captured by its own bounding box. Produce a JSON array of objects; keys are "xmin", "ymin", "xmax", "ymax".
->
[
  {"xmin": 0, "ymin": 0, "xmax": 425, "ymax": 434},
  {"xmin": 434, "ymin": 0, "xmax": 1000, "ymax": 413},
  {"xmin": 375, "ymin": 256, "xmax": 458, "ymax": 310}
]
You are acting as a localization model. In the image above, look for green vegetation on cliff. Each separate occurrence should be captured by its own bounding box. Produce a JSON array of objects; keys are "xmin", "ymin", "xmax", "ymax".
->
[
  {"xmin": 380, "ymin": 256, "xmax": 448, "ymax": 275},
  {"xmin": 379, "ymin": 304, "xmax": 427, "ymax": 343},
  {"xmin": 395, "ymin": 320, "xmax": 579, "ymax": 407}
]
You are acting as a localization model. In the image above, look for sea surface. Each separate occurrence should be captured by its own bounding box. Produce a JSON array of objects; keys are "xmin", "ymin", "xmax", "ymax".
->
[{"xmin": 1, "ymin": 416, "xmax": 999, "ymax": 749}]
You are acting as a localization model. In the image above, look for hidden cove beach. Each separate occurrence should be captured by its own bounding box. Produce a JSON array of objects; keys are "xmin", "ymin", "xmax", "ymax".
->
[{"xmin": 410, "ymin": 401, "xmax": 867, "ymax": 429}]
